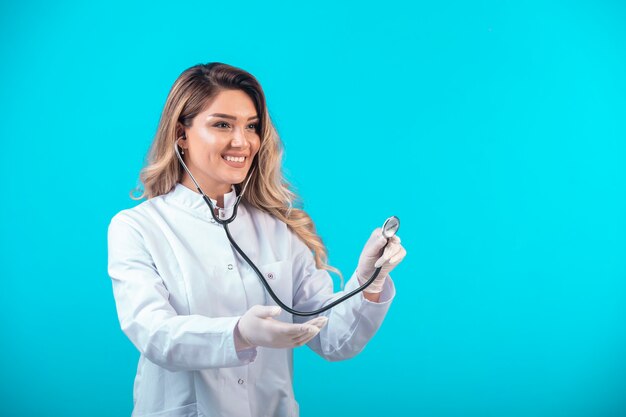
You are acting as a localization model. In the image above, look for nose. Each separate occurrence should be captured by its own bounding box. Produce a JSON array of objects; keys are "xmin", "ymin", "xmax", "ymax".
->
[{"xmin": 231, "ymin": 126, "xmax": 249, "ymax": 148}]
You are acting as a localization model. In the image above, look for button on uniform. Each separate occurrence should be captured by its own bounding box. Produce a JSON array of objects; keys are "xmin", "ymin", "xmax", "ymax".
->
[{"xmin": 228, "ymin": 264, "xmax": 234, "ymax": 270}]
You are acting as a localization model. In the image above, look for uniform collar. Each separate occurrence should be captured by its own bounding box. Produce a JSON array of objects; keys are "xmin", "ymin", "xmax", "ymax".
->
[{"xmin": 168, "ymin": 182, "xmax": 239, "ymax": 220}]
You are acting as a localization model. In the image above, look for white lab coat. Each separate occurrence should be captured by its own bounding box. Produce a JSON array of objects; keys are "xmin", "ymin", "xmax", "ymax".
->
[{"xmin": 107, "ymin": 183, "xmax": 396, "ymax": 417}]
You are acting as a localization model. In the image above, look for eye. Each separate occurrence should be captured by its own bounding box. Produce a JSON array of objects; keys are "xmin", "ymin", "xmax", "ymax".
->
[
  {"xmin": 214, "ymin": 122, "xmax": 231, "ymax": 129},
  {"xmin": 247, "ymin": 123, "xmax": 258, "ymax": 130}
]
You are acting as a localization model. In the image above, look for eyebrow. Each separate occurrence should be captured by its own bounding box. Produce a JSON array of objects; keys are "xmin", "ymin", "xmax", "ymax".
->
[{"xmin": 207, "ymin": 113, "xmax": 259, "ymax": 121}]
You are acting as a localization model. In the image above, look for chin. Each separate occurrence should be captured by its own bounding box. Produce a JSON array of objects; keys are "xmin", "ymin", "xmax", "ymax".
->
[
  {"xmin": 233, "ymin": 169, "xmax": 252, "ymax": 181},
  {"xmin": 225, "ymin": 174, "xmax": 247, "ymax": 186}
]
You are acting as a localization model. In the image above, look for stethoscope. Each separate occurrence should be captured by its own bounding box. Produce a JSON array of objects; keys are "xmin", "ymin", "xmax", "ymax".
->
[{"xmin": 174, "ymin": 139, "xmax": 400, "ymax": 316}]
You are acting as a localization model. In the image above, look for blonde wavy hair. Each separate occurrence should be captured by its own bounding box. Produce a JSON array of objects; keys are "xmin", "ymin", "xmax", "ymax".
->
[{"xmin": 131, "ymin": 62, "xmax": 343, "ymax": 286}]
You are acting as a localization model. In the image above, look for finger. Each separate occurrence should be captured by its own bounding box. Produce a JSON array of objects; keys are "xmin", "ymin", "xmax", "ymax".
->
[
  {"xmin": 289, "ymin": 325, "xmax": 318, "ymax": 341},
  {"xmin": 374, "ymin": 245, "xmax": 393, "ymax": 268},
  {"xmin": 292, "ymin": 327, "xmax": 320, "ymax": 346},
  {"xmin": 386, "ymin": 245, "xmax": 403, "ymax": 264},
  {"xmin": 293, "ymin": 332, "xmax": 318, "ymax": 348},
  {"xmin": 375, "ymin": 243, "xmax": 402, "ymax": 268},
  {"xmin": 374, "ymin": 241, "xmax": 400, "ymax": 267},
  {"xmin": 251, "ymin": 305, "xmax": 282, "ymax": 318},
  {"xmin": 284, "ymin": 322, "xmax": 318, "ymax": 338},
  {"xmin": 264, "ymin": 319, "xmax": 309, "ymax": 338},
  {"xmin": 389, "ymin": 247, "xmax": 406, "ymax": 264},
  {"xmin": 367, "ymin": 228, "xmax": 389, "ymax": 252},
  {"xmin": 304, "ymin": 316, "xmax": 329, "ymax": 329},
  {"xmin": 312, "ymin": 316, "xmax": 329, "ymax": 328}
]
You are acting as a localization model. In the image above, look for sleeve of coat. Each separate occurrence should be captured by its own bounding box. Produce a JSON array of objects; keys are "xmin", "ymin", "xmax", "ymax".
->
[
  {"xmin": 290, "ymin": 230, "xmax": 396, "ymax": 361},
  {"xmin": 107, "ymin": 212, "xmax": 257, "ymax": 371}
]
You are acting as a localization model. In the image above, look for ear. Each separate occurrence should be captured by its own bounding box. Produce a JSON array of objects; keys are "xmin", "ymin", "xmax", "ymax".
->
[
  {"xmin": 176, "ymin": 123, "xmax": 187, "ymax": 141},
  {"xmin": 176, "ymin": 123, "xmax": 187, "ymax": 148}
]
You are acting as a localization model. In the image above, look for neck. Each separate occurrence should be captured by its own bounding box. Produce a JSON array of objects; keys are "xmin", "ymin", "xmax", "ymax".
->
[{"xmin": 180, "ymin": 175, "xmax": 231, "ymax": 208}]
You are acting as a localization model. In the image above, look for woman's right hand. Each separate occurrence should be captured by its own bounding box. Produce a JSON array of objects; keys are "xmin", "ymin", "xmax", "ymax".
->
[
  {"xmin": 356, "ymin": 228, "xmax": 406, "ymax": 293},
  {"xmin": 234, "ymin": 305, "xmax": 328, "ymax": 350}
]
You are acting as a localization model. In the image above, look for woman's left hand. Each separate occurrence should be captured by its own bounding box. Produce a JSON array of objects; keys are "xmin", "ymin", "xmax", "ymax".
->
[{"xmin": 356, "ymin": 227, "xmax": 406, "ymax": 293}]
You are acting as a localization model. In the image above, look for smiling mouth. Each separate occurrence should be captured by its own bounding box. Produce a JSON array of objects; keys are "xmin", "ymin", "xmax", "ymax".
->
[{"xmin": 222, "ymin": 155, "xmax": 247, "ymax": 163}]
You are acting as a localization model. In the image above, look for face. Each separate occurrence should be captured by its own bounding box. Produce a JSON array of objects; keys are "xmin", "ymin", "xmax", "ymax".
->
[{"xmin": 179, "ymin": 89, "xmax": 261, "ymax": 197}]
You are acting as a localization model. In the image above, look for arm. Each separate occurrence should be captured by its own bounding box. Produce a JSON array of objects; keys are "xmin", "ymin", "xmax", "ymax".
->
[{"xmin": 107, "ymin": 213, "xmax": 256, "ymax": 371}]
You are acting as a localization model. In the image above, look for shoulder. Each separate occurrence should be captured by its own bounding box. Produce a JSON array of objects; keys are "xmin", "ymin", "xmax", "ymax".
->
[
  {"xmin": 108, "ymin": 195, "xmax": 164, "ymax": 233},
  {"xmin": 108, "ymin": 196, "xmax": 168, "ymax": 250}
]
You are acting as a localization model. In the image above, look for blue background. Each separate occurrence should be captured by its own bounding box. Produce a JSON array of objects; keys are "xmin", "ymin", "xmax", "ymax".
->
[{"xmin": 1, "ymin": 1, "xmax": 625, "ymax": 416}]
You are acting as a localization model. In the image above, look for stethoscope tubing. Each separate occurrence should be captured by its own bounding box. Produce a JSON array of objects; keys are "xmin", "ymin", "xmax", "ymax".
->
[
  {"xmin": 174, "ymin": 140, "xmax": 384, "ymax": 317},
  {"xmin": 223, "ymin": 222, "xmax": 384, "ymax": 316}
]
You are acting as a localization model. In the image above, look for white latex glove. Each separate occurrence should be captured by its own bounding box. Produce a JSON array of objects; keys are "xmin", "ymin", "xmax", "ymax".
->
[
  {"xmin": 356, "ymin": 227, "xmax": 407, "ymax": 293},
  {"xmin": 234, "ymin": 305, "xmax": 329, "ymax": 350}
]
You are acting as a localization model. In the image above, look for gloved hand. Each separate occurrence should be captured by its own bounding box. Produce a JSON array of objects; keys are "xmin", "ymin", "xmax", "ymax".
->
[
  {"xmin": 356, "ymin": 227, "xmax": 406, "ymax": 293},
  {"xmin": 234, "ymin": 305, "xmax": 329, "ymax": 350}
]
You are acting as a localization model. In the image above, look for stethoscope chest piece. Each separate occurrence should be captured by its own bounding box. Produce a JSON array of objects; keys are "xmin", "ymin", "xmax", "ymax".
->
[{"xmin": 382, "ymin": 216, "xmax": 400, "ymax": 239}]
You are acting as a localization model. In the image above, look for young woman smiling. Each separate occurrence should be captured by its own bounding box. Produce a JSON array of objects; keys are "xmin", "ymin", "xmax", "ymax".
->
[{"xmin": 107, "ymin": 62, "xmax": 406, "ymax": 417}]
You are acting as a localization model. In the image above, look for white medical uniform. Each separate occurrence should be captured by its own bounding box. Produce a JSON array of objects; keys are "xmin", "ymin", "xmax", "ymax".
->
[{"xmin": 107, "ymin": 182, "xmax": 396, "ymax": 417}]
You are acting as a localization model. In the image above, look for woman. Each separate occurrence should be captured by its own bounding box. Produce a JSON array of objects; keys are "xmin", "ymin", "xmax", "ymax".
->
[{"xmin": 107, "ymin": 62, "xmax": 406, "ymax": 417}]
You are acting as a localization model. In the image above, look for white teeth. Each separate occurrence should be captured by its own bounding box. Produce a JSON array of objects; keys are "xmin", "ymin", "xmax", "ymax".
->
[{"xmin": 224, "ymin": 156, "xmax": 245, "ymax": 163}]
